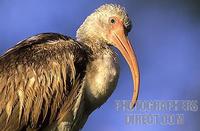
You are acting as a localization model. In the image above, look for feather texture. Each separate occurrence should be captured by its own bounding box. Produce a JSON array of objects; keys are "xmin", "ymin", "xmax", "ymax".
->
[{"xmin": 0, "ymin": 33, "xmax": 90, "ymax": 130}]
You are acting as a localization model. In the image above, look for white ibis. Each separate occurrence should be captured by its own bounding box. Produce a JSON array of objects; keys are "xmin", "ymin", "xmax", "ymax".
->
[{"xmin": 0, "ymin": 4, "xmax": 140, "ymax": 131}]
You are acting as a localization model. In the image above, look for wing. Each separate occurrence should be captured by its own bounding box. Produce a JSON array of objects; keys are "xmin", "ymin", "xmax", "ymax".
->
[{"xmin": 0, "ymin": 33, "xmax": 90, "ymax": 130}]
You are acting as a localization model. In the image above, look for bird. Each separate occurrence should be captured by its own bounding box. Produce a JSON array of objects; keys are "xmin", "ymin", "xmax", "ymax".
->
[{"xmin": 0, "ymin": 4, "xmax": 140, "ymax": 131}]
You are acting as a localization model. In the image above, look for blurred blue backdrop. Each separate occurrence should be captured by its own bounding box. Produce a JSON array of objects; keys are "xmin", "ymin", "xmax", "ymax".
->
[{"xmin": 0, "ymin": 0, "xmax": 200, "ymax": 131}]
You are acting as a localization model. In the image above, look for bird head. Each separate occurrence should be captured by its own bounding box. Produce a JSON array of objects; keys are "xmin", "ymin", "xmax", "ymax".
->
[{"xmin": 76, "ymin": 4, "xmax": 140, "ymax": 108}]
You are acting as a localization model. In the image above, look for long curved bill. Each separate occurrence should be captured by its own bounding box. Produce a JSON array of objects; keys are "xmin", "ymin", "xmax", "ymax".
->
[{"xmin": 111, "ymin": 28, "xmax": 140, "ymax": 109}]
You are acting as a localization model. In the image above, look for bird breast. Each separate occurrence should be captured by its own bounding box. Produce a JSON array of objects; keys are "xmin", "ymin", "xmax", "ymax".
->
[{"xmin": 84, "ymin": 50, "xmax": 120, "ymax": 107}]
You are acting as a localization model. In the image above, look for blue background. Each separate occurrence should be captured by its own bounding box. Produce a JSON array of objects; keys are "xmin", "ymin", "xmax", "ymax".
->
[{"xmin": 0, "ymin": 0, "xmax": 200, "ymax": 131}]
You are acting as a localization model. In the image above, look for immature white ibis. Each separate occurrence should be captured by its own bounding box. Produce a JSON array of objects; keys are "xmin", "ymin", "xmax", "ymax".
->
[{"xmin": 0, "ymin": 4, "xmax": 140, "ymax": 131}]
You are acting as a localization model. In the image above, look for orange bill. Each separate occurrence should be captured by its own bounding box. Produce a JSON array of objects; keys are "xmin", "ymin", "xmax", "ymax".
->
[{"xmin": 109, "ymin": 25, "xmax": 140, "ymax": 109}]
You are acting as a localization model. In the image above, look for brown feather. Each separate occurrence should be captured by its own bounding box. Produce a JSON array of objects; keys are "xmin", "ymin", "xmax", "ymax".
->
[{"xmin": 0, "ymin": 33, "xmax": 90, "ymax": 130}]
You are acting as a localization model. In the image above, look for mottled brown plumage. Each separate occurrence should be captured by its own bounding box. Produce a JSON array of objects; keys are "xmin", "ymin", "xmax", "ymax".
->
[
  {"xmin": 0, "ymin": 33, "xmax": 90, "ymax": 130},
  {"xmin": 0, "ymin": 4, "xmax": 140, "ymax": 131}
]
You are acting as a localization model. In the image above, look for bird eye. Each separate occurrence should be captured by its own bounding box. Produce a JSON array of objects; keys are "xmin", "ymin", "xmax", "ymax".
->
[{"xmin": 110, "ymin": 18, "xmax": 116, "ymax": 24}]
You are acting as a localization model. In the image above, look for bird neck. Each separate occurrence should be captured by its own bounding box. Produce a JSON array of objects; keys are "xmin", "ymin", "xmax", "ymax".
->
[
  {"xmin": 77, "ymin": 37, "xmax": 109, "ymax": 55},
  {"xmin": 76, "ymin": 14, "xmax": 109, "ymax": 53}
]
